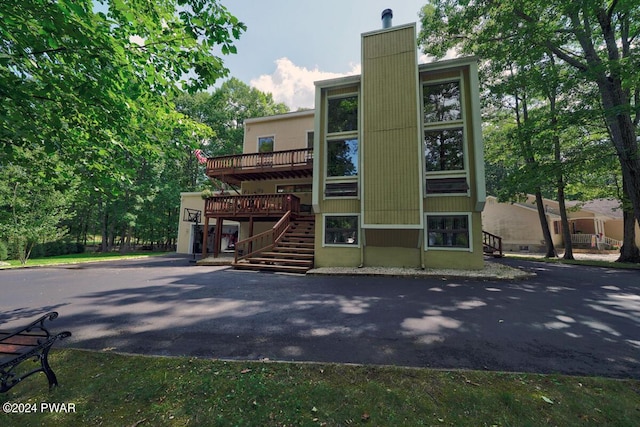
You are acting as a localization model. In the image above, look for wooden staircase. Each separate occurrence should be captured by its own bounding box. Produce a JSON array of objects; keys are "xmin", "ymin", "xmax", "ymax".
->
[
  {"xmin": 233, "ymin": 217, "xmax": 315, "ymax": 273},
  {"xmin": 482, "ymin": 230, "xmax": 503, "ymax": 258}
]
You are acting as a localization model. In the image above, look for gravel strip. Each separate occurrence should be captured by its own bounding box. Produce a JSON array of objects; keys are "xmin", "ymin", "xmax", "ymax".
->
[{"xmin": 307, "ymin": 260, "xmax": 533, "ymax": 280}]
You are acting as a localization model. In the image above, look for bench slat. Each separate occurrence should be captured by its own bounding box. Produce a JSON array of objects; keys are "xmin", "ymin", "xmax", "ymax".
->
[
  {"xmin": 0, "ymin": 333, "xmax": 46, "ymax": 346},
  {"xmin": 0, "ymin": 312, "xmax": 71, "ymax": 393}
]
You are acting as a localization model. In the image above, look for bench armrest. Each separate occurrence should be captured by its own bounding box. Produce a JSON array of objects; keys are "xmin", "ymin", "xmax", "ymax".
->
[{"xmin": 1, "ymin": 312, "xmax": 59, "ymax": 342}]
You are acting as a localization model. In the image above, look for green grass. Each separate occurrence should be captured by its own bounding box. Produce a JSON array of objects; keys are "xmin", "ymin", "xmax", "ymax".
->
[
  {"xmin": 1, "ymin": 350, "xmax": 639, "ymax": 426},
  {"xmin": 504, "ymin": 254, "xmax": 640, "ymax": 270},
  {"xmin": 0, "ymin": 252, "xmax": 170, "ymax": 269}
]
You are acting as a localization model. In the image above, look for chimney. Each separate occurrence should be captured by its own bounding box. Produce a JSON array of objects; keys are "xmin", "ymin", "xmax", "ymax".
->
[{"xmin": 381, "ymin": 9, "xmax": 393, "ymax": 29}]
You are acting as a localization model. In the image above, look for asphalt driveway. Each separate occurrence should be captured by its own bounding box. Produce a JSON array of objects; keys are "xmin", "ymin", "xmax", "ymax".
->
[{"xmin": 1, "ymin": 254, "xmax": 639, "ymax": 379}]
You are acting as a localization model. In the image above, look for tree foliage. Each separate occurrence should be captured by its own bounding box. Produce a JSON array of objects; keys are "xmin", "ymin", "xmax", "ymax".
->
[
  {"xmin": 1, "ymin": 0, "xmax": 245, "ymax": 156},
  {"xmin": 0, "ymin": 0, "xmax": 247, "ymax": 257},
  {"xmin": 175, "ymin": 78, "xmax": 289, "ymax": 158},
  {"xmin": 420, "ymin": 0, "xmax": 640, "ymax": 261},
  {"xmin": 0, "ymin": 147, "xmax": 75, "ymax": 264}
]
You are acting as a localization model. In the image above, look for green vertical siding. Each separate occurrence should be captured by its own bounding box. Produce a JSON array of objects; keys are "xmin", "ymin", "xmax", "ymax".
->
[{"xmin": 361, "ymin": 25, "xmax": 422, "ymax": 227}]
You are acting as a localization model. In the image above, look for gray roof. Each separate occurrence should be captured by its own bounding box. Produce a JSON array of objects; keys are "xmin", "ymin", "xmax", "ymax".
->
[{"xmin": 580, "ymin": 199, "xmax": 623, "ymax": 219}]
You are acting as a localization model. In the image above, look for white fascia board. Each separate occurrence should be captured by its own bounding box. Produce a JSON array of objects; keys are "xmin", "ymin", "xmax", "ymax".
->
[
  {"xmin": 469, "ymin": 61, "xmax": 487, "ymax": 212},
  {"xmin": 244, "ymin": 109, "xmax": 315, "ymax": 125},
  {"xmin": 312, "ymin": 85, "xmax": 322, "ymax": 212},
  {"xmin": 314, "ymin": 74, "xmax": 361, "ymax": 90}
]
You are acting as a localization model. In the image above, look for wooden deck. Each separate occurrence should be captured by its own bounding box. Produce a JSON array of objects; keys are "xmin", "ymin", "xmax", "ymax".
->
[
  {"xmin": 206, "ymin": 148, "xmax": 313, "ymax": 185},
  {"xmin": 204, "ymin": 193, "xmax": 301, "ymax": 219}
]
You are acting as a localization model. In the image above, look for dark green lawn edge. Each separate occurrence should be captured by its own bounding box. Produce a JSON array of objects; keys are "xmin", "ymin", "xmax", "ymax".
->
[
  {"xmin": 1, "ymin": 349, "xmax": 639, "ymax": 427},
  {"xmin": 0, "ymin": 251, "xmax": 171, "ymax": 269}
]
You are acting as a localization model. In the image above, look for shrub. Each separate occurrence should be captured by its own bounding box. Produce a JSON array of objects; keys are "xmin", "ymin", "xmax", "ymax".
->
[{"xmin": 0, "ymin": 241, "xmax": 7, "ymax": 261}]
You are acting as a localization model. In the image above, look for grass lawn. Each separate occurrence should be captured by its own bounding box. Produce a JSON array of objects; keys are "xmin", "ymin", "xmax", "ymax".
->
[
  {"xmin": 0, "ymin": 252, "xmax": 170, "ymax": 269},
  {"xmin": 1, "ymin": 350, "xmax": 638, "ymax": 426}
]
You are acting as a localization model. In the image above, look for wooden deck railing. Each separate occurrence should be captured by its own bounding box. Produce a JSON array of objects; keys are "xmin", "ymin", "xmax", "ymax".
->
[
  {"xmin": 234, "ymin": 211, "xmax": 292, "ymax": 263},
  {"xmin": 205, "ymin": 194, "xmax": 300, "ymax": 217},
  {"xmin": 207, "ymin": 148, "xmax": 312, "ymax": 172},
  {"xmin": 482, "ymin": 230, "xmax": 503, "ymax": 257}
]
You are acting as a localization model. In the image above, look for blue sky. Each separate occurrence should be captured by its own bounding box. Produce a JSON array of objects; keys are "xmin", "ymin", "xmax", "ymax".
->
[{"xmin": 220, "ymin": 1, "xmax": 426, "ymax": 109}]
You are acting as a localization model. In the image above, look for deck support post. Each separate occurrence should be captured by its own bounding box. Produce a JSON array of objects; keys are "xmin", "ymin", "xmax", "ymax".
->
[
  {"xmin": 248, "ymin": 216, "xmax": 254, "ymax": 254},
  {"xmin": 202, "ymin": 216, "xmax": 210, "ymax": 259},
  {"xmin": 213, "ymin": 218, "xmax": 224, "ymax": 258}
]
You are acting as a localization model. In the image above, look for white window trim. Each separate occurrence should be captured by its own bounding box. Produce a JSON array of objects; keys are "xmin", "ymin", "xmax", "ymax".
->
[
  {"xmin": 322, "ymin": 213, "xmax": 361, "ymax": 248},
  {"xmin": 424, "ymin": 212, "xmax": 473, "ymax": 252},
  {"xmin": 324, "ymin": 92, "xmax": 360, "ymax": 199},
  {"xmin": 326, "ymin": 92, "xmax": 359, "ymax": 135},
  {"xmin": 422, "ymin": 76, "xmax": 471, "ymax": 194},
  {"xmin": 257, "ymin": 135, "xmax": 275, "ymax": 153},
  {"xmin": 325, "ymin": 136, "xmax": 359, "ymax": 182}
]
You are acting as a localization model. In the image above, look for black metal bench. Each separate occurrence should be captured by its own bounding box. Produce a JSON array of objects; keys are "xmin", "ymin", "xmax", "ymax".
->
[{"xmin": 0, "ymin": 312, "xmax": 71, "ymax": 393}]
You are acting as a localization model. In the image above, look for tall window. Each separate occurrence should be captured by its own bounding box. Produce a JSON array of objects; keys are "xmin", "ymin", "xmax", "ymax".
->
[
  {"xmin": 327, "ymin": 139, "xmax": 358, "ymax": 177},
  {"xmin": 325, "ymin": 94, "xmax": 358, "ymax": 197},
  {"xmin": 423, "ymin": 81, "xmax": 464, "ymax": 173},
  {"xmin": 328, "ymin": 96, "xmax": 358, "ymax": 133}
]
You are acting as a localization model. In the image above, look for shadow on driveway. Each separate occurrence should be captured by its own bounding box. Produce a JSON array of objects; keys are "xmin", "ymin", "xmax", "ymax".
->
[{"xmin": 1, "ymin": 255, "xmax": 638, "ymax": 379}]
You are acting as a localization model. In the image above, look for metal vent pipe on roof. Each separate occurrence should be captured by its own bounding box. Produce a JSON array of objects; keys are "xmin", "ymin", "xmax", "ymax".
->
[{"xmin": 381, "ymin": 9, "xmax": 393, "ymax": 28}]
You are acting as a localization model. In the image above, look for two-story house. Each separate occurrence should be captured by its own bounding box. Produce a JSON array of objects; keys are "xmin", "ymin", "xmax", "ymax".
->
[{"xmin": 197, "ymin": 11, "xmax": 486, "ymax": 273}]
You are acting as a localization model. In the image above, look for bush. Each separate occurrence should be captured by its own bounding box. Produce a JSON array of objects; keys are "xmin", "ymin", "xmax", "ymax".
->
[
  {"xmin": 30, "ymin": 241, "xmax": 86, "ymax": 259},
  {"xmin": 0, "ymin": 241, "xmax": 7, "ymax": 261}
]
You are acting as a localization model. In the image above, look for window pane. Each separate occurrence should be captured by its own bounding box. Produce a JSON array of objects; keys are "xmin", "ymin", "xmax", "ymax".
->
[
  {"xmin": 328, "ymin": 96, "xmax": 358, "ymax": 133},
  {"xmin": 424, "ymin": 128, "xmax": 464, "ymax": 171},
  {"xmin": 307, "ymin": 131, "xmax": 314, "ymax": 149},
  {"xmin": 424, "ymin": 82, "xmax": 461, "ymax": 122},
  {"xmin": 427, "ymin": 215, "xmax": 469, "ymax": 248},
  {"xmin": 327, "ymin": 139, "xmax": 358, "ymax": 177},
  {"xmin": 258, "ymin": 136, "xmax": 274, "ymax": 153},
  {"xmin": 325, "ymin": 216, "xmax": 358, "ymax": 245}
]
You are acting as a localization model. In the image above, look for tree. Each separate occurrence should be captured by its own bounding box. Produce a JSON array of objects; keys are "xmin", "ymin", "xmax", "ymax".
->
[
  {"xmin": 1, "ymin": 0, "xmax": 245, "ymax": 157},
  {"xmin": 1, "ymin": 0, "xmax": 245, "ymax": 254},
  {"xmin": 175, "ymin": 78, "xmax": 289, "ymax": 158},
  {"xmin": 0, "ymin": 147, "xmax": 74, "ymax": 264},
  {"xmin": 420, "ymin": 0, "xmax": 640, "ymax": 262}
]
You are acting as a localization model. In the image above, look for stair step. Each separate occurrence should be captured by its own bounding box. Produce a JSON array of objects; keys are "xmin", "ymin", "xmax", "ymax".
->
[
  {"xmin": 289, "ymin": 228, "xmax": 313, "ymax": 234},
  {"xmin": 247, "ymin": 257, "xmax": 312, "ymax": 266},
  {"xmin": 279, "ymin": 241, "xmax": 314, "ymax": 247},
  {"xmin": 232, "ymin": 262, "xmax": 311, "ymax": 274},
  {"xmin": 272, "ymin": 246, "xmax": 315, "ymax": 253},
  {"xmin": 261, "ymin": 251, "xmax": 314, "ymax": 259},
  {"xmin": 278, "ymin": 241, "xmax": 314, "ymax": 247}
]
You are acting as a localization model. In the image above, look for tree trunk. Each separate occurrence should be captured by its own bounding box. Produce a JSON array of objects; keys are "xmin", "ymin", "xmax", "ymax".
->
[
  {"xmin": 618, "ymin": 208, "xmax": 640, "ymax": 263},
  {"xmin": 548, "ymin": 82, "xmax": 573, "ymax": 260},
  {"xmin": 534, "ymin": 190, "xmax": 557, "ymax": 258},
  {"xmin": 617, "ymin": 175, "xmax": 640, "ymax": 263},
  {"xmin": 100, "ymin": 199, "xmax": 109, "ymax": 253},
  {"xmin": 563, "ymin": 6, "xmax": 640, "ymax": 246},
  {"xmin": 597, "ymin": 79, "xmax": 640, "ymax": 234},
  {"xmin": 557, "ymin": 184, "xmax": 574, "ymax": 260}
]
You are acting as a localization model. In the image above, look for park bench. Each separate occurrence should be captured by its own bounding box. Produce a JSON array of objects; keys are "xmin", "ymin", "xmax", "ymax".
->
[{"xmin": 0, "ymin": 312, "xmax": 71, "ymax": 393}]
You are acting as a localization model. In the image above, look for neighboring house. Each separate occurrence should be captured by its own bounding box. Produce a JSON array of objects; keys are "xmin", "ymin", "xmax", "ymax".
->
[
  {"xmin": 176, "ymin": 192, "xmax": 239, "ymax": 255},
  {"xmin": 482, "ymin": 195, "xmax": 637, "ymax": 253},
  {"xmin": 196, "ymin": 12, "xmax": 487, "ymax": 272}
]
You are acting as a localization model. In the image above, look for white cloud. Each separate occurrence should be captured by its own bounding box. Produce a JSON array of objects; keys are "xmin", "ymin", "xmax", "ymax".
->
[{"xmin": 250, "ymin": 57, "xmax": 361, "ymax": 110}]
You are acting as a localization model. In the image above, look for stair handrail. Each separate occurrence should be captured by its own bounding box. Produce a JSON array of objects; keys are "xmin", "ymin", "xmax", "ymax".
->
[
  {"xmin": 234, "ymin": 211, "xmax": 292, "ymax": 263},
  {"xmin": 482, "ymin": 230, "xmax": 503, "ymax": 257}
]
